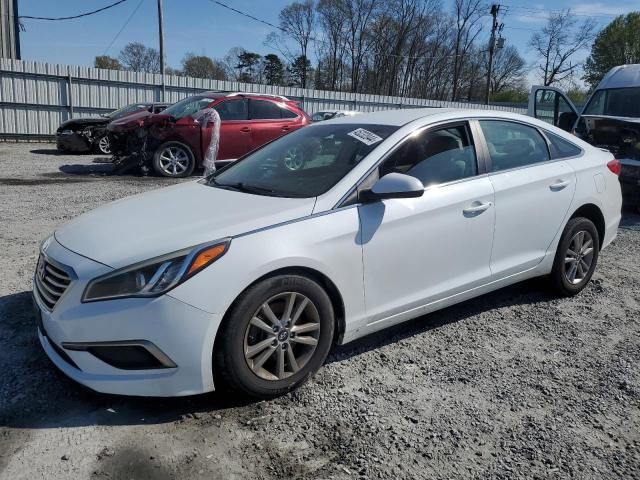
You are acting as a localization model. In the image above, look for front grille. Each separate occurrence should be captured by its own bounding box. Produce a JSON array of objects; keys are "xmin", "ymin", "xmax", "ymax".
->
[{"xmin": 34, "ymin": 255, "xmax": 72, "ymax": 310}]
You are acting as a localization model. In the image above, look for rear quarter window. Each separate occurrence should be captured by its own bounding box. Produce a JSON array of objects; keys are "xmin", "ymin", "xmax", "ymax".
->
[{"xmin": 545, "ymin": 131, "xmax": 583, "ymax": 159}]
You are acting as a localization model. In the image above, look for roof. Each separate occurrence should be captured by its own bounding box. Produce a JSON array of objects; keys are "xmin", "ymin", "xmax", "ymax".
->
[
  {"xmin": 326, "ymin": 108, "xmax": 456, "ymax": 126},
  {"xmin": 597, "ymin": 64, "xmax": 640, "ymax": 90}
]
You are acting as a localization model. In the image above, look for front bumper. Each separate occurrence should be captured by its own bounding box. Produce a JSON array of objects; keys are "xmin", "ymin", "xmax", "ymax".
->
[
  {"xmin": 56, "ymin": 132, "xmax": 91, "ymax": 152},
  {"xmin": 33, "ymin": 237, "xmax": 223, "ymax": 397}
]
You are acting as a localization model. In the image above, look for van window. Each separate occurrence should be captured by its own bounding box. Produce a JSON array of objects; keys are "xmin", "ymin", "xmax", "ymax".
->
[{"xmin": 583, "ymin": 87, "xmax": 640, "ymax": 118}]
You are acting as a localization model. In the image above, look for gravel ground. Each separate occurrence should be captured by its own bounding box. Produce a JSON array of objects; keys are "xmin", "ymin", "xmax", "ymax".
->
[{"xmin": 0, "ymin": 143, "xmax": 639, "ymax": 480}]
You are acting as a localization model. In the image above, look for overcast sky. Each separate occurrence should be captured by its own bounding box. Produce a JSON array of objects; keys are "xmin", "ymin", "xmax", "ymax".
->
[{"xmin": 16, "ymin": 0, "xmax": 639, "ymax": 87}]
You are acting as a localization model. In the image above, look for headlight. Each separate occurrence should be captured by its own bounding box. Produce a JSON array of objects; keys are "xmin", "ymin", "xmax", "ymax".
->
[{"xmin": 82, "ymin": 239, "xmax": 230, "ymax": 302}]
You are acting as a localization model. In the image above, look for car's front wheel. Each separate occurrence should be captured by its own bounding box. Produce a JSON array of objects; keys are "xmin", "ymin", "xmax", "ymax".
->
[
  {"xmin": 215, "ymin": 275, "xmax": 335, "ymax": 398},
  {"xmin": 550, "ymin": 217, "xmax": 599, "ymax": 296},
  {"xmin": 152, "ymin": 141, "xmax": 195, "ymax": 177},
  {"xmin": 95, "ymin": 135, "xmax": 111, "ymax": 155}
]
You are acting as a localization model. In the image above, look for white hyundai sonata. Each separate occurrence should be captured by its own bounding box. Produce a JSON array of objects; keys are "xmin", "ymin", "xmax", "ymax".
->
[{"xmin": 33, "ymin": 108, "xmax": 622, "ymax": 398}]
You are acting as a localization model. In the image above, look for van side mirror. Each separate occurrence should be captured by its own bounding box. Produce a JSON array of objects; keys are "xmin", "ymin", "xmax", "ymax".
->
[{"xmin": 359, "ymin": 173, "xmax": 424, "ymax": 202}]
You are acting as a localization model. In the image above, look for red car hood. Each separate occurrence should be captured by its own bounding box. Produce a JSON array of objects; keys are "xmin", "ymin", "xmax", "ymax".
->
[{"xmin": 108, "ymin": 110, "xmax": 158, "ymax": 132}]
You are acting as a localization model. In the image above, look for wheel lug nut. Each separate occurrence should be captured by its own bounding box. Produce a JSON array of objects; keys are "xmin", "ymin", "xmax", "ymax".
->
[
  {"xmin": 281, "ymin": 343, "xmax": 288, "ymax": 350},
  {"xmin": 272, "ymin": 325, "xmax": 279, "ymax": 332},
  {"xmin": 271, "ymin": 340, "xmax": 278, "ymax": 347}
]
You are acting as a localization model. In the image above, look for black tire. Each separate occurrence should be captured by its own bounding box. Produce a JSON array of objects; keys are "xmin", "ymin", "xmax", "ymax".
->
[
  {"xmin": 152, "ymin": 141, "xmax": 195, "ymax": 178},
  {"xmin": 215, "ymin": 274, "xmax": 335, "ymax": 399},
  {"xmin": 550, "ymin": 217, "xmax": 599, "ymax": 296}
]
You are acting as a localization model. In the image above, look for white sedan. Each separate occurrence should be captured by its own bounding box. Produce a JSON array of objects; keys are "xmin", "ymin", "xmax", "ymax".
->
[{"xmin": 33, "ymin": 108, "xmax": 622, "ymax": 398}]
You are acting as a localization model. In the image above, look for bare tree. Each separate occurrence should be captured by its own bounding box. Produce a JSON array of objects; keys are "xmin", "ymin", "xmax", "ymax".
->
[
  {"xmin": 181, "ymin": 53, "xmax": 227, "ymax": 80},
  {"xmin": 341, "ymin": 0, "xmax": 379, "ymax": 92},
  {"xmin": 118, "ymin": 42, "xmax": 160, "ymax": 73},
  {"xmin": 529, "ymin": 10, "xmax": 596, "ymax": 86},
  {"xmin": 279, "ymin": 0, "xmax": 316, "ymax": 88},
  {"xmin": 484, "ymin": 45, "xmax": 526, "ymax": 93},
  {"xmin": 450, "ymin": 0, "xmax": 484, "ymax": 101},
  {"xmin": 316, "ymin": 0, "xmax": 347, "ymax": 90}
]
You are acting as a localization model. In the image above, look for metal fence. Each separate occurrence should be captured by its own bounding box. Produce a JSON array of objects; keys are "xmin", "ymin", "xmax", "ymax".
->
[{"xmin": 0, "ymin": 58, "xmax": 527, "ymax": 140}]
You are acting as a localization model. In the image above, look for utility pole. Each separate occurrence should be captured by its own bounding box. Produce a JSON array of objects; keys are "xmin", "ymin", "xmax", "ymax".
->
[
  {"xmin": 157, "ymin": 0, "xmax": 166, "ymax": 101},
  {"xmin": 484, "ymin": 4, "xmax": 500, "ymax": 105}
]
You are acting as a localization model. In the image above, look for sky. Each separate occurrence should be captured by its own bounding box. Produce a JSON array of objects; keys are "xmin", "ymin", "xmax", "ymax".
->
[{"xmin": 15, "ymin": 0, "xmax": 640, "ymax": 87}]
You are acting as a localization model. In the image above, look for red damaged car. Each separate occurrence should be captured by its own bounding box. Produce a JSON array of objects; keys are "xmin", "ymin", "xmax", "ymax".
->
[{"xmin": 108, "ymin": 92, "xmax": 310, "ymax": 177}]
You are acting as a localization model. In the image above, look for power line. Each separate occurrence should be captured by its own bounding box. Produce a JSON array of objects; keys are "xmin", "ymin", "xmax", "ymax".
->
[
  {"xmin": 103, "ymin": 0, "xmax": 145, "ymax": 55},
  {"xmin": 19, "ymin": 0, "xmax": 129, "ymax": 21}
]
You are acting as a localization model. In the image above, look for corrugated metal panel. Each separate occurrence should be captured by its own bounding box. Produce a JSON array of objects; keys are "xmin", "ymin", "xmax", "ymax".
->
[{"xmin": 0, "ymin": 58, "xmax": 527, "ymax": 138}]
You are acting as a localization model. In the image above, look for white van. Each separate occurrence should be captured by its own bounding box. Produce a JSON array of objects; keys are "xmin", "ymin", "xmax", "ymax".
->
[{"xmin": 529, "ymin": 64, "xmax": 640, "ymax": 209}]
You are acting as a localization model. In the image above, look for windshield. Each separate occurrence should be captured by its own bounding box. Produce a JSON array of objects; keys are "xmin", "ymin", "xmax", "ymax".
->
[
  {"xmin": 583, "ymin": 87, "xmax": 640, "ymax": 118},
  {"xmin": 163, "ymin": 96, "xmax": 217, "ymax": 119},
  {"xmin": 210, "ymin": 123, "xmax": 398, "ymax": 198},
  {"xmin": 311, "ymin": 111, "xmax": 336, "ymax": 122},
  {"xmin": 106, "ymin": 104, "xmax": 147, "ymax": 119}
]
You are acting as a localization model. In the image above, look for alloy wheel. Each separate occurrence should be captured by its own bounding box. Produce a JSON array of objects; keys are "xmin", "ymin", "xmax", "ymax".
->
[
  {"xmin": 158, "ymin": 146, "xmax": 190, "ymax": 176},
  {"xmin": 564, "ymin": 230, "xmax": 595, "ymax": 285},
  {"xmin": 98, "ymin": 136, "xmax": 111, "ymax": 154},
  {"xmin": 243, "ymin": 292, "xmax": 321, "ymax": 381}
]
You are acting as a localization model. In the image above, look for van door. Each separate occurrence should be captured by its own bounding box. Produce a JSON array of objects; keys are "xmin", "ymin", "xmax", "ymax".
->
[{"xmin": 528, "ymin": 86, "xmax": 580, "ymax": 132}]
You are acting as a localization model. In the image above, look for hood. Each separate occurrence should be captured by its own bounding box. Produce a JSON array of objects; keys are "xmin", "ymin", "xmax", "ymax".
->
[
  {"xmin": 58, "ymin": 117, "xmax": 109, "ymax": 131},
  {"xmin": 576, "ymin": 116, "xmax": 640, "ymax": 160},
  {"xmin": 108, "ymin": 110, "xmax": 156, "ymax": 133},
  {"xmin": 55, "ymin": 181, "xmax": 316, "ymax": 269}
]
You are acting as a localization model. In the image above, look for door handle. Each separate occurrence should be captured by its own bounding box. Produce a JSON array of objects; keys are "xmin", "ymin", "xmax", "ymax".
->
[
  {"xmin": 549, "ymin": 180, "xmax": 570, "ymax": 191},
  {"xmin": 281, "ymin": 125, "xmax": 291, "ymax": 131},
  {"xmin": 240, "ymin": 127, "xmax": 251, "ymax": 133},
  {"xmin": 463, "ymin": 201, "xmax": 492, "ymax": 216}
]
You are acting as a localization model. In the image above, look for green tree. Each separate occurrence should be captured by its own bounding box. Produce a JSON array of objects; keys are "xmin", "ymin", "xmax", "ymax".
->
[
  {"xmin": 287, "ymin": 55, "xmax": 312, "ymax": 87},
  {"xmin": 263, "ymin": 54, "xmax": 285, "ymax": 85},
  {"xmin": 94, "ymin": 55, "xmax": 121, "ymax": 70},
  {"xmin": 583, "ymin": 12, "xmax": 640, "ymax": 89},
  {"xmin": 181, "ymin": 53, "xmax": 227, "ymax": 80},
  {"xmin": 236, "ymin": 51, "xmax": 262, "ymax": 83}
]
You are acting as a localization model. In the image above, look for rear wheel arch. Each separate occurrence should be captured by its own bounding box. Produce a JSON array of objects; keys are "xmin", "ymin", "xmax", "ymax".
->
[{"xmin": 569, "ymin": 203, "xmax": 605, "ymax": 250}]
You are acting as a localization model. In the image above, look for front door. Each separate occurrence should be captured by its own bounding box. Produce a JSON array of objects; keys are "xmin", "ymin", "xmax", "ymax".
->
[
  {"xmin": 528, "ymin": 86, "xmax": 580, "ymax": 132},
  {"xmin": 360, "ymin": 122, "xmax": 496, "ymax": 325},
  {"xmin": 211, "ymin": 98, "xmax": 251, "ymax": 160}
]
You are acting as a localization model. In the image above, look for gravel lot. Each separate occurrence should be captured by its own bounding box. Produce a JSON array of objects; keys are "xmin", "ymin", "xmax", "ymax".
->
[{"xmin": 0, "ymin": 142, "xmax": 639, "ymax": 480}]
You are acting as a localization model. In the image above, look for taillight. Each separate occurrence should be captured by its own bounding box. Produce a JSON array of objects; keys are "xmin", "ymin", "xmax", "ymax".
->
[{"xmin": 607, "ymin": 158, "xmax": 621, "ymax": 176}]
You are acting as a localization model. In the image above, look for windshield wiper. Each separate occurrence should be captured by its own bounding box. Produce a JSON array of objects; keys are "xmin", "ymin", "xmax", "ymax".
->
[{"xmin": 211, "ymin": 180, "xmax": 284, "ymax": 197}]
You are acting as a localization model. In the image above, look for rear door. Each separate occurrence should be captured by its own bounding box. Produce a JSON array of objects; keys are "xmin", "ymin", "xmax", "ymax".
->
[
  {"xmin": 211, "ymin": 98, "xmax": 250, "ymax": 160},
  {"xmin": 477, "ymin": 119, "xmax": 576, "ymax": 278},
  {"xmin": 528, "ymin": 86, "xmax": 580, "ymax": 132},
  {"xmin": 249, "ymin": 99, "xmax": 298, "ymax": 151}
]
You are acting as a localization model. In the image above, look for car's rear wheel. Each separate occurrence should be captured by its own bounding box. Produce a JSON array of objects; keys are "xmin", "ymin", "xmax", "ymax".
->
[
  {"xmin": 215, "ymin": 274, "xmax": 335, "ymax": 398},
  {"xmin": 95, "ymin": 135, "xmax": 111, "ymax": 155},
  {"xmin": 550, "ymin": 217, "xmax": 599, "ymax": 296},
  {"xmin": 152, "ymin": 141, "xmax": 195, "ymax": 178}
]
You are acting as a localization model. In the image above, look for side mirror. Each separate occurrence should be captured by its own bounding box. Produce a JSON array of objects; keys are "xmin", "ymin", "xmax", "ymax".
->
[{"xmin": 359, "ymin": 172, "xmax": 424, "ymax": 202}]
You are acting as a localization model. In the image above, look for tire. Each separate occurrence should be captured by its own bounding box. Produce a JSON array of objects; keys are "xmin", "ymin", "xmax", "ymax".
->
[
  {"xmin": 152, "ymin": 141, "xmax": 195, "ymax": 178},
  {"xmin": 94, "ymin": 135, "xmax": 111, "ymax": 155},
  {"xmin": 215, "ymin": 274, "xmax": 335, "ymax": 399},
  {"xmin": 550, "ymin": 217, "xmax": 599, "ymax": 296}
]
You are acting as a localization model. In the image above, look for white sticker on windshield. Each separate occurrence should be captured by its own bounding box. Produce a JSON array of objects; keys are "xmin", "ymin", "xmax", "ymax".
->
[{"xmin": 347, "ymin": 128, "xmax": 383, "ymax": 146}]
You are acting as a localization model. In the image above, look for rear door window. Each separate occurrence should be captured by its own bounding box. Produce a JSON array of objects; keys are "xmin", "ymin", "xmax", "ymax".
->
[
  {"xmin": 479, "ymin": 120, "xmax": 550, "ymax": 172},
  {"xmin": 250, "ymin": 99, "xmax": 284, "ymax": 120}
]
